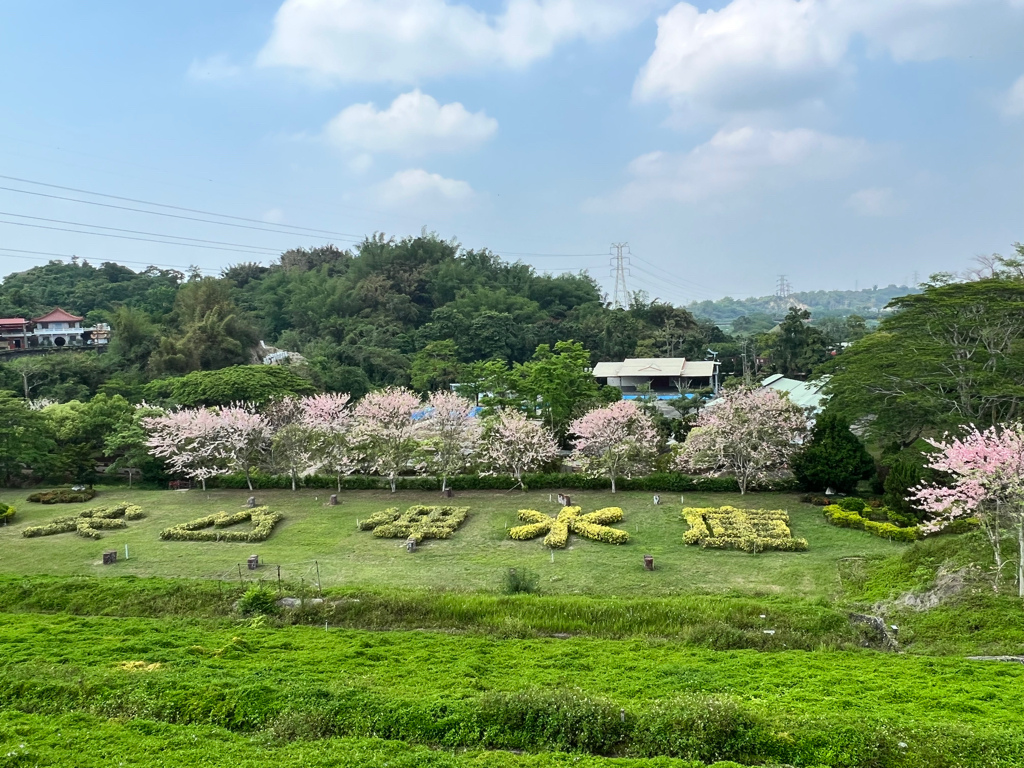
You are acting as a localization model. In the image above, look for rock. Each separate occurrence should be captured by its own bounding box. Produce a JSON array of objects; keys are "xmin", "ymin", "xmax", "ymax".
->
[
  {"xmin": 966, "ymin": 655, "xmax": 1024, "ymax": 663},
  {"xmin": 849, "ymin": 613, "xmax": 901, "ymax": 652},
  {"xmin": 309, "ymin": 598, "xmax": 324, "ymax": 606},
  {"xmin": 890, "ymin": 565, "xmax": 977, "ymax": 612},
  {"xmin": 277, "ymin": 597, "xmax": 301, "ymax": 609}
]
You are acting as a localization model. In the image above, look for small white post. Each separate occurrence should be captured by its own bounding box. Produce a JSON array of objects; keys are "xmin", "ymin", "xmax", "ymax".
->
[{"xmin": 125, "ymin": 544, "xmax": 129, "ymax": 560}]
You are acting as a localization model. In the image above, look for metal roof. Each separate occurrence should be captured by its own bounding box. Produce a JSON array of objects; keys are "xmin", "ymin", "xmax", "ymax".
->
[
  {"xmin": 0, "ymin": 318, "xmax": 28, "ymax": 325},
  {"xmin": 761, "ymin": 375, "xmax": 830, "ymax": 410},
  {"xmin": 592, "ymin": 358, "xmax": 718, "ymax": 378}
]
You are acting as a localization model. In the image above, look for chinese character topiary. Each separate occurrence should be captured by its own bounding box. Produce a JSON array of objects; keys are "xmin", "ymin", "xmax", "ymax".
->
[
  {"xmin": 358, "ymin": 505, "xmax": 469, "ymax": 543},
  {"xmin": 509, "ymin": 506, "xmax": 629, "ymax": 549}
]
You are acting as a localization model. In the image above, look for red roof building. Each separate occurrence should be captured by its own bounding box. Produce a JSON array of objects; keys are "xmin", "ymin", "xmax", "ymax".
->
[
  {"xmin": 0, "ymin": 318, "xmax": 30, "ymax": 351},
  {"xmin": 32, "ymin": 307, "xmax": 84, "ymax": 325}
]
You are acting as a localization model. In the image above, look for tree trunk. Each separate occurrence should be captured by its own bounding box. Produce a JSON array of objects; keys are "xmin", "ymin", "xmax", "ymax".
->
[
  {"xmin": 245, "ymin": 466, "xmax": 253, "ymax": 491},
  {"xmin": 1018, "ymin": 517, "xmax": 1024, "ymax": 599},
  {"xmin": 610, "ymin": 474, "xmax": 616, "ymax": 493},
  {"xmin": 389, "ymin": 475, "xmax": 397, "ymax": 493},
  {"xmin": 337, "ymin": 473, "xmax": 342, "ymax": 493},
  {"xmin": 290, "ymin": 469, "xmax": 297, "ymax": 492},
  {"xmin": 441, "ymin": 476, "xmax": 448, "ymax": 493},
  {"xmin": 201, "ymin": 477, "xmax": 206, "ymax": 491}
]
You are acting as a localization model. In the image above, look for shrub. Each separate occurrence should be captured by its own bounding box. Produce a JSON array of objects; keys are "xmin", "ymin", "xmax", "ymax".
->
[
  {"xmin": 26, "ymin": 488, "xmax": 97, "ymax": 504},
  {"xmin": 159, "ymin": 506, "xmax": 283, "ymax": 543},
  {"xmin": 883, "ymin": 451, "xmax": 927, "ymax": 521},
  {"xmin": 822, "ymin": 505, "xmax": 921, "ymax": 542},
  {"xmin": 476, "ymin": 688, "xmax": 629, "ymax": 754},
  {"xmin": 837, "ymin": 497, "xmax": 868, "ymax": 513},
  {"xmin": 630, "ymin": 695, "xmax": 777, "ymax": 763},
  {"xmin": 500, "ymin": 568, "xmax": 541, "ymax": 595},
  {"xmin": 682, "ymin": 507, "xmax": 808, "ymax": 553},
  {"xmin": 791, "ymin": 412, "xmax": 875, "ymax": 494},
  {"xmin": 22, "ymin": 503, "xmax": 143, "ymax": 539},
  {"xmin": 0, "ymin": 502, "xmax": 14, "ymax": 524},
  {"xmin": 358, "ymin": 505, "xmax": 469, "ymax": 543},
  {"xmin": 237, "ymin": 586, "xmax": 279, "ymax": 617},
  {"xmin": 509, "ymin": 506, "xmax": 629, "ymax": 549}
]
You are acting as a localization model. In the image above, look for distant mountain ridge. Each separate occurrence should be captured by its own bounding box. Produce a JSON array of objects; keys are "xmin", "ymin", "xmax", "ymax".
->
[{"xmin": 686, "ymin": 284, "xmax": 919, "ymax": 327}]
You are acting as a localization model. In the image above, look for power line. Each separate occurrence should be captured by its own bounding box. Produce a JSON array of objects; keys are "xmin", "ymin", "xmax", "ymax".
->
[
  {"xmin": 0, "ymin": 247, "xmax": 218, "ymax": 274},
  {"xmin": 0, "ymin": 173, "xmax": 364, "ymax": 240},
  {"xmin": 0, "ymin": 210, "xmax": 282, "ymax": 253},
  {"xmin": 0, "ymin": 185, "xmax": 363, "ymax": 243},
  {"xmin": 0, "ymin": 217, "xmax": 278, "ymax": 256}
]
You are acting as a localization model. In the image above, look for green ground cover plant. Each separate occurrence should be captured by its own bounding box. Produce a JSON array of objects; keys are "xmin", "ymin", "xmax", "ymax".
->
[
  {"xmin": 159, "ymin": 506, "xmax": 283, "ymax": 543},
  {"xmin": 357, "ymin": 505, "xmax": 469, "ymax": 542},
  {"xmin": 21, "ymin": 502, "xmax": 144, "ymax": 540},
  {"xmin": 682, "ymin": 507, "xmax": 808, "ymax": 553},
  {"xmin": 0, "ymin": 502, "xmax": 13, "ymax": 524},
  {"xmin": 510, "ymin": 506, "xmax": 629, "ymax": 548},
  {"xmin": 1, "ymin": 612, "xmax": 1023, "ymax": 766}
]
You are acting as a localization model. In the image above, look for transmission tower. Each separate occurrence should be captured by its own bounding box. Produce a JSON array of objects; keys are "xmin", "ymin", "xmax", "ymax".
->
[
  {"xmin": 609, "ymin": 242, "xmax": 631, "ymax": 309},
  {"xmin": 775, "ymin": 274, "xmax": 793, "ymax": 300}
]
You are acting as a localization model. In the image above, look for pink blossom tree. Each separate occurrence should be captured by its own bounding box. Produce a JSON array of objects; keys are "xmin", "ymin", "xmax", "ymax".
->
[
  {"xmin": 143, "ymin": 407, "xmax": 229, "ymax": 491},
  {"xmin": 417, "ymin": 390, "xmax": 481, "ymax": 493},
  {"xmin": 674, "ymin": 388, "xmax": 808, "ymax": 494},
  {"xmin": 479, "ymin": 409, "xmax": 558, "ymax": 490},
  {"xmin": 569, "ymin": 400, "xmax": 658, "ymax": 492},
  {"xmin": 911, "ymin": 423, "xmax": 1024, "ymax": 594},
  {"xmin": 213, "ymin": 404, "xmax": 270, "ymax": 491},
  {"xmin": 263, "ymin": 397, "xmax": 315, "ymax": 491},
  {"xmin": 301, "ymin": 393, "xmax": 355, "ymax": 492},
  {"xmin": 352, "ymin": 387, "xmax": 422, "ymax": 493}
]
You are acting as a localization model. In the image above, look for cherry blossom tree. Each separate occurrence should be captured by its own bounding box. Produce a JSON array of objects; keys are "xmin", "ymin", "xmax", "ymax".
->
[
  {"xmin": 143, "ymin": 407, "xmax": 228, "ymax": 491},
  {"xmin": 301, "ymin": 393, "xmax": 355, "ymax": 492},
  {"xmin": 352, "ymin": 387, "xmax": 422, "ymax": 493},
  {"xmin": 479, "ymin": 409, "xmax": 558, "ymax": 490},
  {"xmin": 213, "ymin": 404, "xmax": 270, "ymax": 491},
  {"xmin": 569, "ymin": 400, "xmax": 658, "ymax": 493},
  {"xmin": 264, "ymin": 398, "xmax": 315, "ymax": 491},
  {"xmin": 674, "ymin": 388, "xmax": 808, "ymax": 494},
  {"xmin": 417, "ymin": 390, "xmax": 481, "ymax": 493},
  {"xmin": 911, "ymin": 423, "xmax": 1024, "ymax": 595}
]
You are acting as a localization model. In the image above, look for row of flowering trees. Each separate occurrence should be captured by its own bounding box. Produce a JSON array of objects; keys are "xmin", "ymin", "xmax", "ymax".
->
[{"xmin": 143, "ymin": 389, "xmax": 666, "ymax": 493}]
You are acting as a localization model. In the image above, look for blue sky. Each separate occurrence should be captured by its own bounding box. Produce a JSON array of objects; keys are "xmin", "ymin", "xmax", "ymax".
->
[{"xmin": 0, "ymin": 0, "xmax": 1021, "ymax": 303}]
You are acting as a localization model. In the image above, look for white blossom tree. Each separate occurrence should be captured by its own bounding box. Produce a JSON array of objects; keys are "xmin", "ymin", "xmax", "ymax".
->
[
  {"xmin": 213, "ymin": 404, "xmax": 270, "ymax": 491},
  {"xmin": 264, "ymin": 397, "xmax": 315, "ymax": 491},
  {"xmin": 352, "ymin": 387, "xmax": 422, "ymax": 493},
  {"xmin": 302, "ymin": 393, "xmax": 355, "ymax": 492},
  {"xmin": 479, "ymin": 408, "xmax": 558, "ymax": 490},
  {"xmin": 417, "ymin": 390, "xmax": 481, "ymax": 493},
  {"xmin": 570, "ymin": 400, "xmax": 658, "ymax": 492},
  {"xmin": 674, "ymin": 388, "xmax": 808, "ymax": 494},
  {"xmin": 143, "ymin": 407, "xmax": 228, "ymax": 491}
]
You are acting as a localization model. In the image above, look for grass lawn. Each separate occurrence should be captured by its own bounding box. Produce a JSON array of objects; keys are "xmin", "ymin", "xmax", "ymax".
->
[{"xmin": 0, "ymin": 487, "xmax": 901, "ymax": 597}]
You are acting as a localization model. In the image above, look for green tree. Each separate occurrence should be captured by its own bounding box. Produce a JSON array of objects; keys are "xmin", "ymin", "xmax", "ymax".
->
[
  {"xmin": 791, "ymin": 412, "xmax": 875, "ymax": 494},
  {"xmin": 146, "ymin": 365, "xmax": 316, "ymax": 407},
  {"xmin": 757, "ymin": 307, "xmax": 827, "ymax": 378},
  {"xmin": 519, "ymin": 341, "xmax": 618, "ymax": 437},
  {"xmin": 0, "ymin": 392, "xmax": 54, "ymax": 485},
  {"xmin": 410, "ymin": 340, "xmax": 462, "ymax": 393},
  {"xmin": 40, "ymin": 394, "xmax": 134, "ymax": 483},
  {"xmin": 103, "ymin": 403, "xmax": 167, "ymax": 487},
  {"xmin": 824, "ymin": 274, "xmax": 1024, "ymax": 447}
]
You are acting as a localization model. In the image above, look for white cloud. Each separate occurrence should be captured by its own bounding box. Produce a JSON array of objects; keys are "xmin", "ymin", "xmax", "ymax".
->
[
  {"xmin": 325, "ymin": 90, "xmax": 497, "ymax": 155},
  {"xmin": 1001, "ymin": 73, "xmax": 1024, "ymax": 116},
  {"xmin": 846, "ymin": 187, "xmax": 900, "ymax": 216},
  {"xmin": 373, "ymin": 168, "xmax": 476, "ymax": 209},
  {"xmin": 257, "ymin": 0, "xmax": 655, "ymax": 82},
  {"xmin": 594, "ymin": 126, "xmax": 868, "ymax": 208},
  {"xmin": 261, "ymin": 208, "xmax": 286, "ymax": 223},
  {"xmin": 187, "ymin": 54, "xmax": 242, "ymax": 81},
  {"xmin": 635, "ymin": 0, "xmax": 1024, "ymax": 117}
]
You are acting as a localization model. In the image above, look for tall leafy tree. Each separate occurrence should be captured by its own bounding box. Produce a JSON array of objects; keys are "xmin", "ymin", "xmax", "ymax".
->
[
  {"xmin": 790, "ymin": 412, "xmax": 874, "ymax": 494},
  {"xmin": 0, "ymin": 392, "xmax": 54, "ymax": 485},
  {"xmin": 757, "ymin": 307, "xmax": 827, "ymax": 378}
]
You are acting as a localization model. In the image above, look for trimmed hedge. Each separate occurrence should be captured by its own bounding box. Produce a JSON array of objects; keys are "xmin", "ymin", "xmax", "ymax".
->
[
  {"xmin": 358, "ymin": 505, "xmax": 469, "ymax": 543},
  {"xmin": 206, "ymin": 471, "xmax": 800, "ymax": 493},
  {"xmin": 822, "ymin": 505, "xmax": 920, "ymax": 542},
  {"xmin": 22, "ymin": 503, "xmax": 144, "ymax": 539},
  {"xmin": 0, "ymin": 502, "xmax": 14, "ymax": 524},
  {"xmin": 682, "ymin": 506, "xmax": 808, "ymax": 553},
  {"xmin": 509, "ymin": 506, "xmax": 630, "ymax": 549},
  {"xmin": 26, "ymin": 488, "xmax": 97, "ymax": 504},
  {"xmin": 159, "ymin": 506, "xmax": 283, "ymax": 543}
]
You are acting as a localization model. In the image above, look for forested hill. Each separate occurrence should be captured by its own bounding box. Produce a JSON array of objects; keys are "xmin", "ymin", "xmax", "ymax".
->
[
  {"xmin": 0, "ymin": 234, "xmax": 718, "ymax": 399},
  {"xmin": 687, "ymin": 284, "xmax": 918, "ymax": 327}
]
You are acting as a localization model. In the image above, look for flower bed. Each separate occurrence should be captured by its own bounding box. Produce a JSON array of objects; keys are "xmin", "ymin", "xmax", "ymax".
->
[
  {"xmin": 22, "ymin": 503, "xmax": 144, "ymax": 540},
  {"xmin": 159, "ymin": 506, "xmax": 283, "ymax": 543},
  {"xmin": 682, "ymin": 506, "xmax": 807, "ymax": 553},
  {"xmin": 358, "ymin": 505, "xmax": 470, "ymax": 543},
  {"xmin": 509, "ymin": 506, "xmax": 630, "ymax": 549}
]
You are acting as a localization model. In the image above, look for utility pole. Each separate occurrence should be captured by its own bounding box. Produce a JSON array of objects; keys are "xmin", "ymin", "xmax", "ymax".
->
[{"xmin": 609, "ymin": 243, "xmax": 631, "ymax": 309}]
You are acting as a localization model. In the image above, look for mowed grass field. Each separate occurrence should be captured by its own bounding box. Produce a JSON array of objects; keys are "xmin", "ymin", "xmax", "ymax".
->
[{"xmin": 0, "ymin": 487, "xmax": 900, "ymax": 596}]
